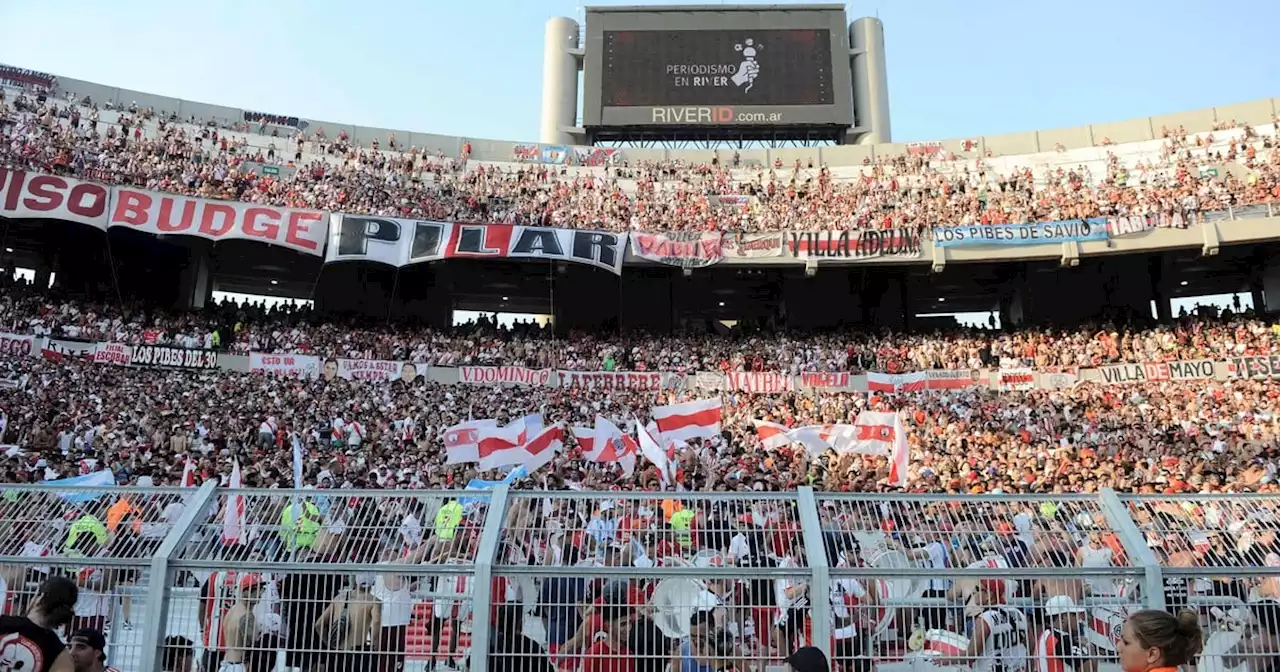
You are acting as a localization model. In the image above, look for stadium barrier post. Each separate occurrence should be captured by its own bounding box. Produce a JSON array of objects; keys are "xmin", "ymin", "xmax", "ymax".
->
[
  {"xmin": 468, "ymin": 483, "xmax": 511, "ymax": 670},
  {"xmin": 796, "ymin": 486, "xmax": 831, "ymax": 659},
  {"xmin": 140, "ymin": 480, "xmax": 220, "ymax": 672},
  {"xmin": 1097, "ymin": 488, "xmax": 1166, "ymax": 610}
]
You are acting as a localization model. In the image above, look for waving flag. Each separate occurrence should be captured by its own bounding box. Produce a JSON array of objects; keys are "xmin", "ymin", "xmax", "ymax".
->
[
  {"xmin": 651, "ymin": 398, "xmax": 721, "ymax": 442},
  {"xmin": 581, "ymin": 417, "xmax": 638, "ymax": 477},
  {"xmin": 852, "ymin": 411, "xmax": 910, "ymax": 487},
  {"xmin": 443, "ymin": 419, "xmax": 498, "ymax": 465},
  {"xmin": 221, "ymin": 461, "xmax": 245, "ymax": 545},
  {"xmin": 636, "ymin": 421, "xmax": 674, "ymax": 487},
  {"xmin": 753, "ymin": 420, "xmax": 792, "ymax": 450},
  {"xmin": 476, "ymin": 421, "xmax": 528, "ymax": 471},
  {"xmin": 180, "ymin": 457, "xmax": 197, "ymax": 488},
  {"xmin": 521, "ymin": 424, "xmax": 565, "ymax": 473}
]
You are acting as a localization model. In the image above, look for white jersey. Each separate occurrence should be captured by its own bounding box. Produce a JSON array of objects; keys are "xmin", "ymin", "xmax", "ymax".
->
[
  {"xmin": 829, "ymin": 577, "xmax": 867, "ymax": 640},
  {"xmin": 1078, "ymin": 544, "xmax": 1115, "ymax": 596},
  {"xmin": 973, "ymin": 607, "xmax": 1028, "ymax": 672}
]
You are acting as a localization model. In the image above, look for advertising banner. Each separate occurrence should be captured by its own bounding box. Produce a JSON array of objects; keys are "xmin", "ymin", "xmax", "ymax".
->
[
  {"xmin": 556, "ymin": 370, "xmax": 683, "ymax": 391},
  {"xmin": 0, "ymin": 333, "xmax": 43, "ymax": 359},
  {"xmin": 998, "ymin": 368, "xmax": 1036, "ymax": 391},
  {"xmin": 786, "ymin": 229, "xmax": 921, "ymax": 259},
  {"xmin": 1228, "ymin": 356, "xmax": 1280, "ymax": 380},
  {"xmin": 720, "ymin": 231, "xmax": 784, "ymax": 258},
  {"xmin": 130, "ymin": 345, "xmax": 219, "ymax": 370},
  {"xmin": 108, "ymin": 188, "xmax": 327, "ymax": 256},
  {"xmin": 443, "ymin": 224, "xmax": 625, "ymax": 275},
  {"xmin": 724, "ymin": 371, "xmax": 794, "ymax": 393},
  {"xmin": 1096, "ymin": 359, "xmax": 1217, "ymax": 384},
  {"xmin": 925, "ymin": 370, "xmax": 979, "ymax": 390},
  {"xmin": 629, "ymin": 231, "xmax": 723, "ymax": 268},
  {"xmin": 459, "ymin": 366, "xmax": 554, "ymax": 386},
  {"xmin": 325, "ymin": 215, "xmax": 452, "ymax": 267},
  {"xmin": 0, "ymin": 170, "xmax": 110, "ymax": 229},
  {"xmin": 250, "ymin": 353, "xmax": 320, "ymax": 378},
  {"xmin": 334, "ymin": 358, "xmax": 403, "ymax": 382},
  {"xmin": 932, "ymin": 218, "xmax": 1110, "ymax": 247}
]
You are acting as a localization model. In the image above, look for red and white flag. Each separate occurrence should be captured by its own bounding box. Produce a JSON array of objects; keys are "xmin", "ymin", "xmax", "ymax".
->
[
  {"xmin": 221, "ymin": 461, "xmax": 245, "ymax": 545},
  {"xmin": 636, "ymin": 421, "xmax": 674, "ymax": 487},
  {"xmin": 578, "ymin": 417, "xmax": 638, "ymax": 477},
  {"xmin": 651, "ymin": 398, "xmax": 721, "ymax": 442},
  {"xmin": 476, "ymin": 420, "xmax": 528, "ymax": 472},
  {"xmin": 520, "ymin": 424, "xmax": 565, "ymax": 474},
  {"xmin": 753, "ymin": 420, "xmax": 792, "ymax": 450},
  {"xmin": 785, "ymin": 424, "xmax": 855, "ymax": 456},
  {"xmin": 852, "ymin": 411, "xmax": 910, "ymax": 487},
  {"xmin": 443, "ymin": 419, "xmax": 498, "ymax": 465},
  {"xmin": 180, "ymin": 456, "xmax": 197, "ymax": 488},
  {"xmin": 867, "ymin": 371, "xmax": 927, "ymax": 393}
]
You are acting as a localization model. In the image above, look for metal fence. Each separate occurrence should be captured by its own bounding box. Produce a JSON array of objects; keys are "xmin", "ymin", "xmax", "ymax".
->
[{"xmin": 1, "ymin": 484, "xmax": 1277, "ymax": 672}]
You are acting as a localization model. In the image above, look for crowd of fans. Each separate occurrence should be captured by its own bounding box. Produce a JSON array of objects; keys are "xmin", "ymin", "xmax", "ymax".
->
[
  {"xmin": 3, "ymin": 82, "xmax": 1280, "ymax": 672},
  {"xmin": 3, "ymin": 86, "xmax": 1280, "ymax": 234},
  {"xmin": 2, "ymin": 283, "xmax": 1279, "ymax": 373}
]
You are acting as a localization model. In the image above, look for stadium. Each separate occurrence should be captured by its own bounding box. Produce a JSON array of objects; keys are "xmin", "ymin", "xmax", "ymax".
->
[{"xmin": 0, "ymin": 2, "xmax": 1278, "ymax": 672}]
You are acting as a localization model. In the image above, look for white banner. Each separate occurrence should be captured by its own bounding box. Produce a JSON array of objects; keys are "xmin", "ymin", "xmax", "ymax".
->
[
  {"xmin": 110, "ymin": 188, "xmax": 327, "ymax": 256},
  {"xmin": 0, "ymin": 333, "xmax": 43, "ymax": 359},
  {"xmin": 629, "ymin": 231, "xmax": 723, "ymax": 268},
  {"xmin": 45, "ymin": 339, "xmax": 99, "ymax": 358},
  {"xmin": 720, "ymin": 231, "xmax": 785, "ymax": 258},
  {"xmin": 998, "ymin": 368, "xmax": 1035, "ymax": 391},
  {"xmin": 724, "ymin": 371, "xmax": 795, "ymax": 393},
  {"xmin": 1096, "ymin": 359, "xmax": 1217, "ymax": 384},
  {"xmin": 555, "ymin": 370, "xmax": 683, "ymax": 391},
  {"xmin": 334, "ymin": 358, "xmax": 403, "ymax": 381},
  {"xmin": 93, "ymin": 342, "xmax": 134, "ymax": 366},
  {"xmin": 250, "ymin": 353, "xmax": 320, "ymax": 378},
  {"xmin": 459, "ymin": 366, "xmax": 554, "ymax": 386},
  {"xmin": 324, "ymin": 215, "xmax": 452, "ymax": 267},
  {"xmin": 0, "ymin": 170, "xmax": 110, "ymax": 229}
]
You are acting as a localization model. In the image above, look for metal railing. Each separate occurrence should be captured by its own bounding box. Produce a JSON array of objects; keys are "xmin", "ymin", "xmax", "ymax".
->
[{"xmin": 1, "ymin": 484, "xmax": 1277, "ymax": 672}]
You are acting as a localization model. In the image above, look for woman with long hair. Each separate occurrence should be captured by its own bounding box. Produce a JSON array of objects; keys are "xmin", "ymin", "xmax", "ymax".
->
[{"xmin": 1117, "ymin": 609, "xmax": 1203, "ymax": 672}]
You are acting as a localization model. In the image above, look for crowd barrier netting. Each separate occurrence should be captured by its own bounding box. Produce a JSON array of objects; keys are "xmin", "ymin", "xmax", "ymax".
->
[{"xmin": 1, "ymin": 484, "xmax": 1278, "ymax": 672}]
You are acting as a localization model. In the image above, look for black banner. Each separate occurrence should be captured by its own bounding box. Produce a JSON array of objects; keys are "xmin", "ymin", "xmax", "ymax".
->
[{"xmin": 131, "ymin": 345, "xmax": 219, "ymax": 370}]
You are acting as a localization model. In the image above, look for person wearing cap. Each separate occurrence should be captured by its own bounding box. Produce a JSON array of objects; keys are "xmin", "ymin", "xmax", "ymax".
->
[
  {"xmin": 1034, "ymin": 596, "xmax": 1089, "ymax": 672},
  {"xmin": 786, "ymin": 646, "xmax": 830, "ymax": 672},
  {"xmin": 218, "ymin": 573, "xmax": 265, "ymax": 672},
  {"xmin": 67, "ymin": 628, "xmax": 119, "ymax": 672}
]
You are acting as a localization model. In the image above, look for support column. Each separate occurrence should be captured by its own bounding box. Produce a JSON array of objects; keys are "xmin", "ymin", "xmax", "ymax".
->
[
  {"xmin": 1259, "ymin": 262, "xmax": 1280, "ymax": 315},
  {"xmin": 848, "ymin": 17, "xmax": 892, "ymax": 145},
  {"xmin": 176, "ymin": 248, "xmax": 212, "ymax": 310},
  {"xmin": 540, "ymin": 17, "xmax": 581, "ymax": 146}
]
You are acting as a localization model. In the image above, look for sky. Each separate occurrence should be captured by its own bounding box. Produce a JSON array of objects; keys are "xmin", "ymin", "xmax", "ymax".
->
[{"xmin": 2, "ymin": 0, "xmax": 1277, "ymax": 144}]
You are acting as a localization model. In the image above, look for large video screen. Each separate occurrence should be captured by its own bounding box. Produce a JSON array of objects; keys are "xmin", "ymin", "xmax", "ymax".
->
[
  {"xmin": 601, "ymin": 29, "xmax": 833, "ymax": 108},
  {"xmin": 583, "ymin": 8, "xmax": 854, "ymax": 129}
]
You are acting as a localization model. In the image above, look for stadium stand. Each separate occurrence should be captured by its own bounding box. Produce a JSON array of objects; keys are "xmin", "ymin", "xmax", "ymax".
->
[{"xmin": 0, "ymin": 73, "xmax": 1279, "ymax": 672}]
